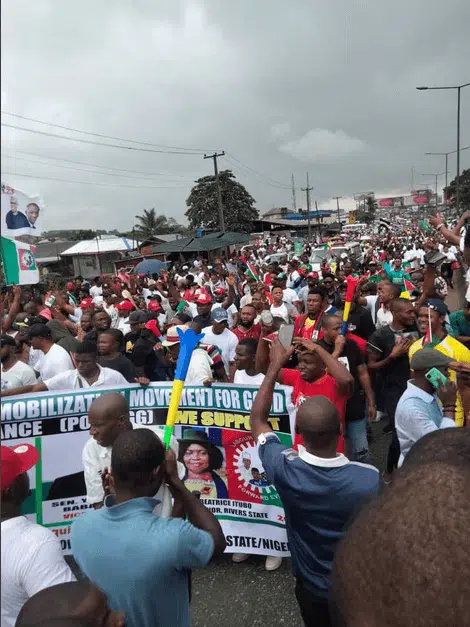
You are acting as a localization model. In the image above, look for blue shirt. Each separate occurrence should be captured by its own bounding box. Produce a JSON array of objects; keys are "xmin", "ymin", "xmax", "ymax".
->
[
  {"xmin": 396, "ymin": 380, "xmax": 456, "ymax": 466},
  {"xmin": 71, "ymin": 496, "xmax": 214, "ymax": 627},
  {"xmin": 258, "ymin": 434, "xmax": 379, "ymax": 597}
]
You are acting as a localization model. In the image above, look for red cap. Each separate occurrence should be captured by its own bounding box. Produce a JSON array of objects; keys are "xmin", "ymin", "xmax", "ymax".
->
[
  {"xmin": 195, "ymin": 293, "xmax": 212, "ymax": 305},
  {"xmin": 147, "ymin": 300, "xmax": 161, "ymax": 312},
  {"xmin": 145, "ymin": 319, "xmax": 162, "ymax": 337},
  {"xmin": 1, "ymin": 444, "xmax": 39, "ymax": 492},
  {"xmin": 214, "ymin": 287, "xmax": 226, "ymax": 295},
  {"xmin": 79, "ymin": 297, "xmax": 94, "ymax": 309},
  {"xmin": 116, "ymin": 300, "xmax": 134, "ymax": 311},
  {"xmin": 307, "ymin": 272, "xmax": 319, "ymax": 278},
  {"xmin": 66, "ymin": 282, "xmax": 74, "ymax": 290}
]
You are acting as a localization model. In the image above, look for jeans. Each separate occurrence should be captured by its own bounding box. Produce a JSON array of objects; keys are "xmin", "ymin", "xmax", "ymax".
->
[
  {"xmin": 346, "ymin": 418, "xmax": 372, "ymax": 464},
  {"xmin": 295, "ymin": 580, "xmax": 332, "ymax": 627}
]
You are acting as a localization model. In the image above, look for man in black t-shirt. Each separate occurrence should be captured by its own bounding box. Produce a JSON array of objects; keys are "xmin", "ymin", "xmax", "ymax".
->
[
  {"xmin": 320, "ymin": 314, "xmax": 376, "ymax": 463},
  {"xmin": 367, "ymin": 298, "xmax": 419, "ymax": 480},
  {"xmin": 124, "ymin": 311, "xmax": 168, "ymax": 381},
  {"xmin": 337, "ymin": 283, "xmax": 376, "ymax": 340},
  {"xmin": 97, "ymin": 329, "xmax": 136, "ymax": 382}
]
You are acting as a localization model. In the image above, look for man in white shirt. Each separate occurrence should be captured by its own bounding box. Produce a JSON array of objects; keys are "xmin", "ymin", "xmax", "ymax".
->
[
  {"xmin": 233, "ymin": 338, "xmax": 266, "ymax": 386},
  {"xmin": 116, "ymin": 299, "xmax": 134, "ymax": 335},
  {"xmin": 358, "ymin": 280, "xmax": 401, "ymax": 328},
  {"xmin": 28, "ymin": 324, "xmax": 73, "ymax": 381},
  {"xmin": 89, "ymin": 277, "xmax": 103, "ymax": 299},
  {"xmin": 202, "ymin": 309, "xmax": 238, "ymax": 378},
  {"xmin": 82, "ymin": 392, "xmax": 182, "ymax": 517},
  {"xmin": 1, "ymin": 443, "xmax": 75, "ymax": 627},
  {"xmin": 1, "ymin": 335, "xmax": 37, "ymax": 392},
  {"xmin": 1, "ymin": 341, "xmax": 132, "ymax": 397}
]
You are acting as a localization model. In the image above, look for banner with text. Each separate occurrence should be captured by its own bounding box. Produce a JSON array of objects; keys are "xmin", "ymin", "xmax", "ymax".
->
[{"xmin": 1, "ymin": 383, "xmax": 295, "ymax": 556}]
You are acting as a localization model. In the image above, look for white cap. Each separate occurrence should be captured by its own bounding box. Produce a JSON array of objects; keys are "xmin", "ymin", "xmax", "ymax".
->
[{"xmin": 242, "ymin": 452, "xmax": 251, "ymax": 460}]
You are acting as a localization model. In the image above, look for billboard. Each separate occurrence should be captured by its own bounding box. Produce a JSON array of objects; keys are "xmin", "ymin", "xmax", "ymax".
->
[
  {"xmin": 1, "ymin": 183, "xmax": 42, "ymax": 238},
  {"xmin": 377, "ymin": 197, "xmax": 404, "ymax": 208}
]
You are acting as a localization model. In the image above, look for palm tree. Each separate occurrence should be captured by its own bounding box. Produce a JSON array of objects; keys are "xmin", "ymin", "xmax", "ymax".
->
[{"xmin": 134, "ymin": 208, "xmax": 174, "ymax": 239}]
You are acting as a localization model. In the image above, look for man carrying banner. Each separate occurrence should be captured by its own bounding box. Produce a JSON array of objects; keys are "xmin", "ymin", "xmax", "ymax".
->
[{"xmin": 250, "ymin": 340, "xmax": 379, "ymax": 627}]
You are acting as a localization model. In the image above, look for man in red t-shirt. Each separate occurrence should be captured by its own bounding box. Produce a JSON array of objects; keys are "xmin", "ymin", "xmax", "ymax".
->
[
  {"xmin": 294, "ymin": 287, "xmax": 331, "ymax": 341},
  {"xmin": 232, "ymin": 304, "xmax": 261, "ymax": 341},
  {"xmin": 268, "ymin": 339, "xmax": 353, "ymax": 453}
]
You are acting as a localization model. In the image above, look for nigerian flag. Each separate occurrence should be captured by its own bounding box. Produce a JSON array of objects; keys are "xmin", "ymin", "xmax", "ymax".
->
[{"xmin": 1, "ymin": 236, "xmax": 39, "ymax": 285}]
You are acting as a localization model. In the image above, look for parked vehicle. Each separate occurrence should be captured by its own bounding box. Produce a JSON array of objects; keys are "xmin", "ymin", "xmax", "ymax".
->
[{"xmin": 309, "ymin": 242, "xmax": 361, "ymax": 272}]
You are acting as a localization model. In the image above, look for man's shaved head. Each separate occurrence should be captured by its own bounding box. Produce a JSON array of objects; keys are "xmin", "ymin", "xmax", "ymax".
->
[
  {"xmin": 87, "ymin": 393, "xmax": 131, "ymax": 448},
  {"xmin": 88, "ymin": 392, "xmax": 129, "ymax": 422},
  {"xmin": 296, "ymin": 396, "xmax": 340, "ymax": 449},
  {"xmin": 331, "ymin": 463, "xmax": 470, "ymax": 626},
  {"xmin": 16, "ymin": 581, "xmax": 124, "ymax": 627}
]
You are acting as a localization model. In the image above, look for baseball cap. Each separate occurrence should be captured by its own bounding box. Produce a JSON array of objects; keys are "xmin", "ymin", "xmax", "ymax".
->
[
  {"xmin": 116, "ymin": 300, "xmax": 134, "ymax": 311},
  {"xmin": 79, "ymin": 297, "xmax": 94, "ymax": 309},
  {"xmin": 195, "ymin": 293, "xmax": 212, "ymax": 305},
  {"xmin": 66, "ymin": 282, "xmax": 75, "ymax": 290},
  {"xmin": 410, "ymin": 347, "xmax": 453, "ymax": 371},
  {"xmin": 214, "ymin": 287, "xmax": 226, "ymax": 295},
  {"xmin": 1, "ymin": 443, "xmax": 39, "ymax": 492},
  {"xmin": 161, "ymin": 324, "xmax": 189, "ymax": 347},
  {"xmin": 147, "ymin": 300, "xmax": 162, "ymax": 312},
  {"xmin": 211, "ymin": 308, "xmax": 229, "ymax": 323},
  {"xmin": 129, "ymin": 310, "xmax": 148, "ymax": 324},
  {"xmin": 424, "ymin": 299, "xmax": 448, "ymax": 316}
]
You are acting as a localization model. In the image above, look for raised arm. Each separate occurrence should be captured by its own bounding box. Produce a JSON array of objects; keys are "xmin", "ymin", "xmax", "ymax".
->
[{"xmin": 251, "ymin": 341, "xmax": 295, "ymax": 441}]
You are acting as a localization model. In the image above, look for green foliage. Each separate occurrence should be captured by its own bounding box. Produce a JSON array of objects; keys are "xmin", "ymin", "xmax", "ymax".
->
[
  {"xmin": 134, "ymin": 209, "xmax": 184, "ymax": 239},
  {"xmin": 444, "ymin": 168, "xmax": 470, "ymax": 210},
  {"xmin": 185, "ymin": 170, "xmax": 258, "ymax": 232}
]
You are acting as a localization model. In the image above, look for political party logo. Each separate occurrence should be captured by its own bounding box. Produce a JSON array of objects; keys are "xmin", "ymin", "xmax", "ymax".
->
[{"xmin": 19, "ymin": 249, "xmax": 37, "ymax": 271}]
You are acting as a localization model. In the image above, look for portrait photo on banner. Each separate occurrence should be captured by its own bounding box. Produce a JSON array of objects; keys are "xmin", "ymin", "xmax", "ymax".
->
[{"xmin": 1, "ymin": 183, "xmax": 42, "ymax": 238}]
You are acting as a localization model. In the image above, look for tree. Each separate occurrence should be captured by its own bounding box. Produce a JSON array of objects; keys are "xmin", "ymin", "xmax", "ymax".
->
[
  {"xmin": 444, "ymin": 168, "xmax": 470, "ymax": 211},
  {"xmin": 185, "ymin": 170, "xmax": 258, "ymax": 232},
  {"xmin": 71, "ymin": 229, "xmax": 97, "ymax": 241},
  {"xmin": 134, "ymin": 209, "xmax": 184, "ymax": 239}
]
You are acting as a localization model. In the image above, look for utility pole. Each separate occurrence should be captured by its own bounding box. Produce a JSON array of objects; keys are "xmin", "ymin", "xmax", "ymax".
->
[
  {"xmin": 332, "ymin": 196, "xmax": 342, "ymax": 229},
  {"xmin": 204, "ymin": 151, "xmax": 225, "ymax": 232},
  {"xmin": 301, "ymin": 173, "xmax": 313, "ymax": 241},
  {"xmin": 291, "ymin": 174, "xmax": 297, "ymax": 212}
]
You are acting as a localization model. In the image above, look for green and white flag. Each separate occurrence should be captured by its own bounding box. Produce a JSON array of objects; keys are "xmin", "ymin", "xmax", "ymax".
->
[{"xmin": 1, "ymin": 236, "xmax": 39, "ymax": 285}]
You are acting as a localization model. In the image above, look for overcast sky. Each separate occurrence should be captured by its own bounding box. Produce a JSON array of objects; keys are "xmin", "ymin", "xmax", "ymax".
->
[{"xmin": 2, "ymin": 0, "xmax": 469, "ymax": 232}]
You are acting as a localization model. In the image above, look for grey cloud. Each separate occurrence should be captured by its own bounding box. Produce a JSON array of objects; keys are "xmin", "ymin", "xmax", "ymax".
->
[{"xmin": 1, "ymin": 0, "xmax": 469, "ymax": 230}]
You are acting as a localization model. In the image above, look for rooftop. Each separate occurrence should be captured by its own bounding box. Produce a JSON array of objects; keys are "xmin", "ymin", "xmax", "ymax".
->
[{"xmin": 60, "ymin": 237, "xmax": 133, "ymax": 256}]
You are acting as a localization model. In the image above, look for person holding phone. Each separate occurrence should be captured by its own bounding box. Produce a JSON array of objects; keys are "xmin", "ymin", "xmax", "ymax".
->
[{"xmin": 395, "ymin": 348, "xmax": 462, "ymax": 466}]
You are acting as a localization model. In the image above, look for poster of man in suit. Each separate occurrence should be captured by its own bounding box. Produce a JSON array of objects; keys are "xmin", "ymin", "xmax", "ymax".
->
[{"xmin": 1, "ymin": 183, "xmax": 42, "ymax": 237}]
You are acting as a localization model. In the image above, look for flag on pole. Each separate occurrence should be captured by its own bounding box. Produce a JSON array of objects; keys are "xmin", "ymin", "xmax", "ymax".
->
[
  {"xmin": 245, "ymin": 262, "xmax": 259, "ymax": 282},
  {"xmin": 340, "ymin": 275, "xmax": 360, "ymax": 335},
  {"xmin": 422, "ymin": 307, "xmax": 432, "ymax": 346},
  {"xmin": 418, "ymin": 220, "xmax": 432, "ymax": 233},
  {"xmin": 403, "ymin": 278, "xmax": 416, "ymax": 292},
  {"xmin": 1, "ymin": 236, "xmax": 39, "ymax": 285}
]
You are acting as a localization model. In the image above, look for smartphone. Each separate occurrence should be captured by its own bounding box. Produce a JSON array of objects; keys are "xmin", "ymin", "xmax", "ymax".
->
[
  {"xmin": 278, "ymin": 324, "xmax": 294, "ymax": 349},
  {"xmin": 44, "ymin": 294, "xmax": 56, "ymax": 308},
  {"xmin": 425, "ymin": 367, "xmax": 448, "ymax": 389}
]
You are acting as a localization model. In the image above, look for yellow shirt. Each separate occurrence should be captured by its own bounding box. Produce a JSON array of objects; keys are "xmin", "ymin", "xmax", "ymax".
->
[{"xmin": 409, "ymin": 335, "xmax": 470, "ymax": 427}]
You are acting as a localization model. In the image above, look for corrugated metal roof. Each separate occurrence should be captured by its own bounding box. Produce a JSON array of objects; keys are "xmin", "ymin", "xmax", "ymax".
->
[
  {"xmin": 60, "ymin": 237, "xmax": 133, "ymax": 256},
  {"xmin": 149, "ymin": 232, "xmax": 249, "ymax": 254}
]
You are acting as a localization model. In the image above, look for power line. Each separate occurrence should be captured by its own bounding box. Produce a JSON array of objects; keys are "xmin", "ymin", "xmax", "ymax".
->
[
  {"xmin": 1, "ymin": 154, "xmax": 196, "ymax": 183},
  {"xmin": 223, "ymin": 153, "xmax": 291, "ymax": 189},
  {"xmin": 1, "ymin": 148, "xmax": 194, "ymax": 178},
  {"xmin": 1, "ymin": 170, "xmax": 188, "ymax": 189},
  {"xmin": 1, "ymin": 123, "xmax": 209, "ymax": 155},
  {"xmin": 1, "ymin": 111, "xmax": 216, "ymax": 153}
]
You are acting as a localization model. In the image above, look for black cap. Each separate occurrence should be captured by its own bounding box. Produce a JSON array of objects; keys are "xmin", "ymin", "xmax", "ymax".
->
[{"xmin": 1, "ymin": 334, "xmax": 17, "ymax": 347}]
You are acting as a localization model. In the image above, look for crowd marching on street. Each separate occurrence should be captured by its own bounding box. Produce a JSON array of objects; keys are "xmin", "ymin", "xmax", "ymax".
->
[{"xmin": 1, "ymin": 211, "xmax": 470, "ymax": 627}]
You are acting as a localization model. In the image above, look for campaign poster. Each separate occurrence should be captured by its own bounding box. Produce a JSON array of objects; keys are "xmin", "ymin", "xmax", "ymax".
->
[
  {"xmin": 1, "ymin": 183, "xmax": 42, "ymax": 238},
  {"xmin": 1, "ymin": 383, "xmax": 295, "ymax": 556}
]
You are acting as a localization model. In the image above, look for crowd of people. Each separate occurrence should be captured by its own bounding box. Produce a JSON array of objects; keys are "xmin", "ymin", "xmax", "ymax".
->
[{"xmin": 1, "ymin": 211, "xmax": 470, "ymax": 626}]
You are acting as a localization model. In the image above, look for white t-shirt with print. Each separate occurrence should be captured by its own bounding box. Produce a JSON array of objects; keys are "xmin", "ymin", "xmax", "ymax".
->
[
  {"xmin": 1, "ymin": 360, "xmax": 37, "ymax": 391},
  {"xmin": 270, "ymin": 302, "xmax": 296, "ymax": 324},
  {"xmin": 283, "ymin": 288, "xmax": 299, "ymax": 304},
  {"xmin": 35, "ymin": 343, "xmax": 74, "ymax": 381},
  {"xmin": 1, "ymin": 517, "xmax": 75, "ymax": 627}
]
